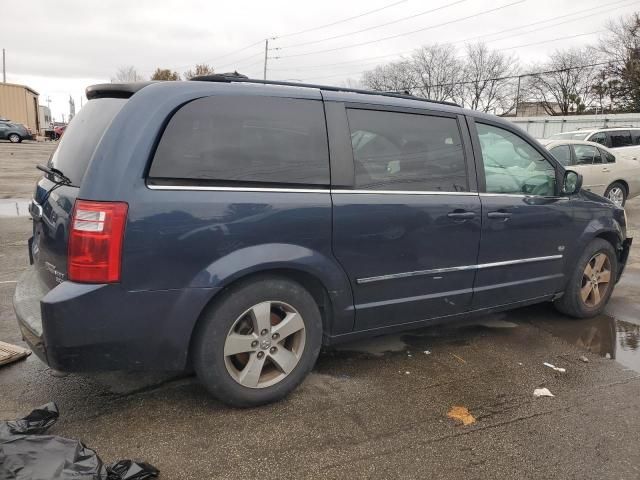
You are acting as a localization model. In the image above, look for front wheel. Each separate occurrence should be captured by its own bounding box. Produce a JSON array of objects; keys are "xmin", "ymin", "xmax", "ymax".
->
[
  {"xmin": 193, "ymin": 275, "xmax": 323, "ymax": 407},
  {"xmin": 604, "ymin": 182, "xmax": 627, "ymax": 207},
  {"xmin": 554, "ymin": 238, "xmax": 618, "ymax": 318},
  {"xmin": 8, "ymin": 133, "xmax": 21, "ymax": 143}
]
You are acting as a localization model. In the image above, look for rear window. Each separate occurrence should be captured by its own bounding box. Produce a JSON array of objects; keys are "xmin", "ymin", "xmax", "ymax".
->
[
  {"xmin": 49, "ymin": 98, "xmax": 126, "ymax": 186},
  {"xmin": 149, "ymin": 96, "xmax": 329, "ymax": 186}
]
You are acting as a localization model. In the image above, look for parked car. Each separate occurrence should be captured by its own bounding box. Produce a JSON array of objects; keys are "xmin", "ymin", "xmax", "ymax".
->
[
  {"xmin": 14, "ymin": 77, "xmax": 632, "ymax": 407},
  {"xmin": 0, "ymin": 119, "xmax": 31, "ymax": 143},
  {"xmin": 539, "ymin": 139, "xmax": 640, "ymax": 207},
  {"xmin": 53, "ymin": 125, "xmax": 67, "ymax": 139},
  {"xmin": 550, "ymin": 127, "xmax": 640, "ymax": 159}
]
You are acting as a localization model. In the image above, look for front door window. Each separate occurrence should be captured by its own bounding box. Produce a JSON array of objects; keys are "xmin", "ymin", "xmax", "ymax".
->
[{"xmin": 476, "ymin": 123, "xmax": 556, "ymax": 196}]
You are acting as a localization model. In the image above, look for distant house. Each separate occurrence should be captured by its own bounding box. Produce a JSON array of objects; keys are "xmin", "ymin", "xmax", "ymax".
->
[
  {"xmin": 0, "ymin": 82, "xmax": 40, "ymax": 133},
  {"xmin": 39, "ymin": 105, "xmax": 51, "ymax": 130},
  {"xmin": 515, "ymin": 101, "xmax": 562, "ymax": 117}
]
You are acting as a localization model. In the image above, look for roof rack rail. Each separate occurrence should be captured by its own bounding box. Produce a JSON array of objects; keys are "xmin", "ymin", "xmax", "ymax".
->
[
  {"xmin": 576, "ymin": 125, "xmax": 638, "ymax": 130},
  {"xmin": 189, "ymin": 74, "xmax": 460, "ymax": 107}
]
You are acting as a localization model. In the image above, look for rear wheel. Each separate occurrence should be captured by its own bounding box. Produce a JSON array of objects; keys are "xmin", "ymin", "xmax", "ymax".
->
[
  {"xmin": 554, "ymin": 238, "xmax": 617, "ymax": 318},
  {"xmin": 193, "ymin": 275, "xmax": 322, "ymax": 407},
  {"xmin": 8, "ymin": 133, "xmax": 21, "ymax": 143},
  {"xmin": 604, "ymin": 182, "xmax": 626, "ymax": 207}
]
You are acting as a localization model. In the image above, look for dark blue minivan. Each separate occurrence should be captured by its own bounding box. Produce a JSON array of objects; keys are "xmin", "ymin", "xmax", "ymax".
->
[{"xmin": 13, "ymin": 76, "xmax": 632, "ymax": 406}]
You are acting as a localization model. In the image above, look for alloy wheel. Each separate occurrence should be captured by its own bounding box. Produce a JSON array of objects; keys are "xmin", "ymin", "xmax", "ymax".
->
[
  {"xmin": 607, "ymin": 187, "xmax": 625, "ymax": 207},
  {"xmin": 8, "ymin": 134, "xmax": 20, "ymax": 143},
  {"xmin": 580, "ymin": 252, "xmax": 612, "ymax": 307},
  {"xmin": 223, "ymin": 301, "xmax": 306, "ymax": 388}
]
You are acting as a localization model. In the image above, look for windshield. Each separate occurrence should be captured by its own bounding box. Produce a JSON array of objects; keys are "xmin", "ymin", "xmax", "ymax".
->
[
  {"xmin": 49, "ymin": 98, "xmax": 126, "ymax": 186},
  {"xmin": 550, "ymin": 131, "xmax": 589, "ymax": 141}
]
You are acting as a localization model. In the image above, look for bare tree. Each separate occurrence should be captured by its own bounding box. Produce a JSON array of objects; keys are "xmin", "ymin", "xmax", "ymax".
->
[
  {"xmin": 361, "ymin": 60, "xmax": 416, "ymax": 93},
  {"xmin": 410, "ymin": 44, "xmax": 462, "ymax": 102},
  {"xmin": 112, "ymin": 66, "xmax": 144, "ymax": 83},
  {"xmin": 526, "ymin": 48, "xmax": 601, "ymax": 115},
  {"xmin": 598, "ymin": 12, "xmax": 640, "ymax": 111},
  {"xmin": 184, "ymin": 64, "xmax": 216, "ymax": 80},
  {"xmin": 457, "ymin": 43, "xmax": 519, "ymax": 114},
  {"xmin": 151, "ymin": 68, "xmax": 180, "ymax": 81}
]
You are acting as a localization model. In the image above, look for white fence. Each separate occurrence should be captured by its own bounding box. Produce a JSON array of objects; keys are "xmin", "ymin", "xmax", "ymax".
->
[{"xmin": 507, "ymin": 113, "xmax": 640, "ymax": 139}]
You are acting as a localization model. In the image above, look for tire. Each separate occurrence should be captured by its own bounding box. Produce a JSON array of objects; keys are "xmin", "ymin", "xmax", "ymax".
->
[
  {"xmin": 604, "ymin": 182, "xmax": 627, "ymax": 207},
  {"xmin": 554, "ymin": 238, "xmax": 618, "ymax": 318},
  {"xmin": 193, "ymin": 275, "xmax": 323, "ymax": 407},
  {"xmin": 8, "ymin": 133, "xmax": 21, "ymax": 143}
]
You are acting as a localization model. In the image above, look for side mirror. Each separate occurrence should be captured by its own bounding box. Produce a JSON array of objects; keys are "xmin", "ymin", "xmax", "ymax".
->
[{"xmin": 562, "ymin": 170, "xmax": 582, "ymax": 195}]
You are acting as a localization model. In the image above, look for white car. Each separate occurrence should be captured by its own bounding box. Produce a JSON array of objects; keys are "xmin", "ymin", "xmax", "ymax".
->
[
  {"xmin": 539, "ymin": 139, "xmax": 640, "ymax": 207},
  {"xmin": 549, "ymin": 127, "xmax": 640, "ymax": 159}
]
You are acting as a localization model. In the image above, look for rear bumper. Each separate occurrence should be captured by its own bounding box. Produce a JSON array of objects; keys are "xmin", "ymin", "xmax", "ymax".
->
[{"xmin": 13, "ymin": 266, "xmax": 217, "ymax": 372}]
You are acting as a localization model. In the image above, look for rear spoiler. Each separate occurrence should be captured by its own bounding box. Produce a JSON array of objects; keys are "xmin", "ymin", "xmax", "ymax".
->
[{"xmin": 85, "ymin": 82, "xmax": 155, "ymax": 100}]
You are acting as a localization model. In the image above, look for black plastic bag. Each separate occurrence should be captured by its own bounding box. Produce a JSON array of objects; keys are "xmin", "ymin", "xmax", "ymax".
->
[
  {"xmin": 107, "ymin": 460, "xmax": 159, "ymax": 480},
  {"xmin": 3, "ymin": 402, "xmax": 59, "ymax": 435},
  {"xmin": 0, "ymin": 403, "xmax": 159, "ymax": 480}
]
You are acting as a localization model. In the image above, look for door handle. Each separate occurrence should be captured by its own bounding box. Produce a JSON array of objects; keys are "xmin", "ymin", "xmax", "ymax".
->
[
  {"xmin": 447, "ymin": 211, "xmax": 475, "ymax": 220},
  {"xmin": 487, "ymin": 211, "xmax": 512, "ymax": 219}
]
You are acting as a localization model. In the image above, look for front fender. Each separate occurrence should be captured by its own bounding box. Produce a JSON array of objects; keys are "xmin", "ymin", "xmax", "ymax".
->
[
  {"xmin": 564, "ymin": 215, "xmax": 625, "ymax": 283},
  {"xmin": 193, "ymin": 243, "xmax": 355, "ymax": 335}
]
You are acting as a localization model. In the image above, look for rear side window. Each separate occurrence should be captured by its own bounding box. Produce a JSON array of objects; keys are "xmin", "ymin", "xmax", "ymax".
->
[
  {"xmin": 149, "ymin": 96, "xmax": 329, "ymax": 186},
  {"xmin": 589, "ymin": 132, "xmax": 607, "ymax": 146},
  {"xmin": 631, "ymin": 130, "xmax": 640, "ymax": 145},
  {"xmin": 549, "ymin": 145, "xmax": 571, "ymax": 166},
  {"xmin": 49, "ymin": 98, "xmax": 126, "ymax": 186},
  {"xmin": 574, "ymin": 144, "xmax": 601, "ymax": 165},
  {"xmin": 600, "ymin": 148, "xmax": 616, "ymax": 163},
  {"xmin": 608, "ymin": 130, "xmax": 632, "ymax": 148},
  {"xmin": 346, "ymin": 109, "xmax": 468, "ymax": 192}
]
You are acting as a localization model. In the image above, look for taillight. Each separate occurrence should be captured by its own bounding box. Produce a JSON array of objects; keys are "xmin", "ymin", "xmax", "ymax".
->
[{"xmin": 68, "ymin": 200, "xmax": 128, "ymax": 283}]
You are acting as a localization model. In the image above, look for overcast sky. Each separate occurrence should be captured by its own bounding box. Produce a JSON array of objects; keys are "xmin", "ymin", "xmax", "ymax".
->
[{"xmin": 2, "ymin": 0, "xmax": 638, "ymax": 121}]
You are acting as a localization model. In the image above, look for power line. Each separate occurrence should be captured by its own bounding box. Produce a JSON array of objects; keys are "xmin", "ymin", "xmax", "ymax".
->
[
  {"xmin": 304, "ymin": 60, "xmax": 619, "ymax": 87},
  {"xmin": 272, "ymin": 0, "xmax": 633, "ymax": 73},
  {"xmin": 498, "ymin": 30, "xmax": 605, "ymax": 51},
  {"xmin": 216, "ymin": 51, "xmax": 264, "ymax": 70},
  {"xmin": 273, "ymin": 0, "xmax": 407, "ymax": 39},
  {"xmin": 455, "ymin": 0, "xmax": 637, "ymax": 45},
  {"xmin": 276, "ymin": 0, "xmax": 527, "ymax": 59},
  {"xmin": 276, "ymin": 0, "xmax": 470, "ymax": 50}
]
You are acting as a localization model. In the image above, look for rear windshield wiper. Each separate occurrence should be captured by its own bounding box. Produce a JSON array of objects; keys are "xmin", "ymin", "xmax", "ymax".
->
[{"xmin": 37, "ymin": 164, "xmax": 72, "ymax": 185}]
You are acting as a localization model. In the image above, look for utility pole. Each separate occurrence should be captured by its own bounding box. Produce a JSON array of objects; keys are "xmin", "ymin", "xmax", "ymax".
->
[
  {"xmin": 263, "ymin": 39, "xmax": 269, "ymax": 80},
  {"xmin": 2, "ymin": 49, "xmax": 6, "ymax": 83}
]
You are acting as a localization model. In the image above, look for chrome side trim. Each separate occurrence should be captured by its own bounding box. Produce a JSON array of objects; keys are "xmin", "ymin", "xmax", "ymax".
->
[
  {"xmin": 479, "ymin": 193, "xmax": 568, "ymax": 200},
  {"xmin": 332, "ymin": 189, "xmax": 477, "ymax": 196},
  {"xmin": 356, "ymin": 255, "xmax": 563, "ymax": 284},
  {"xmin": 146, "ymin": 184, "xmax": 331, "ymax": 193}
]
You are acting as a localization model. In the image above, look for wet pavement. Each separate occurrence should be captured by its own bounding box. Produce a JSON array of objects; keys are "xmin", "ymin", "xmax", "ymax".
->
[{"xmin": 1, "ymin": 142, "xmax": 640, "ymax": 479}]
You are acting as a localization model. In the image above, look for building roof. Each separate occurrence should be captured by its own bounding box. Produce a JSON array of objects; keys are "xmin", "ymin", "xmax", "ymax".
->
[{"xmin": 0, "ymin": 82, "xmax": 39, "ymax": 96}]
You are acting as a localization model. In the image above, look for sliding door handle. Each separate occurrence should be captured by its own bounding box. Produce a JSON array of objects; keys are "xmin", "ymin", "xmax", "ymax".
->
[
  {"xmin": 447, "ymin": 211, "xmax": 475, "ymax": 219},
  {"xmin": 487, "ymin": 211, "xmax": 512, "ymax": 219}
]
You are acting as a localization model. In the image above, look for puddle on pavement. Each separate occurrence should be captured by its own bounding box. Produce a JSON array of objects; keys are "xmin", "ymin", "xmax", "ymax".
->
[
  {"xmin": 539, "ymin": 313, "xmax": 640, "ymax": 373},
  {"xmin": 332, "ymin": 316, "xmax": 518, "ymax": 357},
  {"xmin": 331, "ymin": 308, "xmax": 640, "ymax": 374}
]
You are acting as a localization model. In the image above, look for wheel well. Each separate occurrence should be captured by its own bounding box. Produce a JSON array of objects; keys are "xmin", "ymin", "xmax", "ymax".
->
[
  {"xmin": 187, "ymin": 269, "xmax": 333, "ymax": 366},
  {"xmin": 608, "ymin": 179, "xmax": 628, "ymax": 194},
  {"xmin": 595, "ymin": 231, "xmax": 620, "ymax": 251}
]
